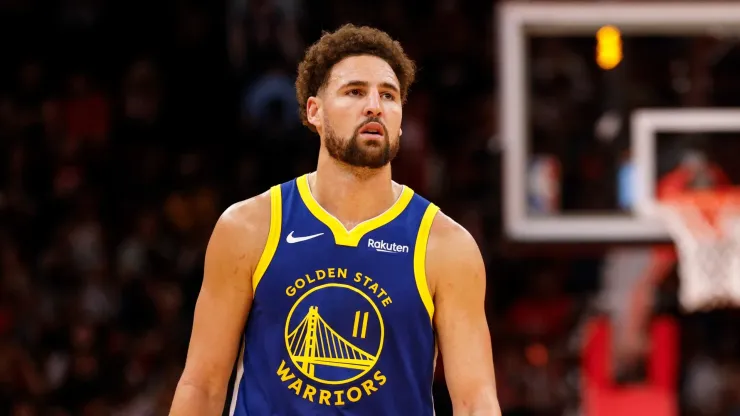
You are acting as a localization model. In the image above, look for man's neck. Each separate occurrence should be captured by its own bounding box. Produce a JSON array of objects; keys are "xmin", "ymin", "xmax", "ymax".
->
[{"xmin": 310, "ymin": 151, "xmax": 400, "ymax": 229}]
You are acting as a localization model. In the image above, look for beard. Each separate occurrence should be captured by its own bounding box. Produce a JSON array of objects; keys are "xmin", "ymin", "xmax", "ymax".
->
[{"xmin": 324, "ymin": 117, "xmax": 400, "ymax": 169}]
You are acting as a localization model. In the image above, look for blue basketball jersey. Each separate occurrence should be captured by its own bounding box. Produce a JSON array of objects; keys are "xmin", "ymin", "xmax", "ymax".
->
[{"xmin": 227, "ymin": 174, "xmax": 439, "ymax": 416}]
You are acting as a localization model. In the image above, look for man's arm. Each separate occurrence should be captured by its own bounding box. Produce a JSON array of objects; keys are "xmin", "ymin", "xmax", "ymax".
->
[
  {"xmin": 170, "ymin": 191, "xmax": 272, "ymax": 415},
  {"xmin": 427, "ymin": 213, "xmax": 500, "ymax": 416}
]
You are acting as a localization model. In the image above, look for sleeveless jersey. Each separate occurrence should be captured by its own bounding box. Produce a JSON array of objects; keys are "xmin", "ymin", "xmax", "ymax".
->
[{"xmin": 227, "ymin": 174, "xmax": 439, "ymax": 416}]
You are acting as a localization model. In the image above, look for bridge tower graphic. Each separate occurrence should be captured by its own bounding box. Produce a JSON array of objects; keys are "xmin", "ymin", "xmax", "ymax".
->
[{"xmin": 287, "ymin": 306, "xmax": 377, "ymax": 377}]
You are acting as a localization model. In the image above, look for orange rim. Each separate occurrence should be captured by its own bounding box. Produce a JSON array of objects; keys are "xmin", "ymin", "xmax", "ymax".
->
[{"xmin": 660, "ymin": 188, "xmax": 740, "ymax": 229}]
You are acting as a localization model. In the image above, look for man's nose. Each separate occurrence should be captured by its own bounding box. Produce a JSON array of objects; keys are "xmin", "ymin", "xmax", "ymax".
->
[{"xmin": 363, "ymin": 90, "xmax": 382, "ymax": 117}]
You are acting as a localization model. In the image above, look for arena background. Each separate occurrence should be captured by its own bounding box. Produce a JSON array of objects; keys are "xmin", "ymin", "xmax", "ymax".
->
[{"xmin": 1, "ymin": 0, "xmax": 739, "ymax": 415}]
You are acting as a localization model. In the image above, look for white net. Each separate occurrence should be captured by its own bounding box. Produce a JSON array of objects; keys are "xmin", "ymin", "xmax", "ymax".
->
[{"xmin": 658, "ymin": 194, "xmax": 740, "ymax": 311}]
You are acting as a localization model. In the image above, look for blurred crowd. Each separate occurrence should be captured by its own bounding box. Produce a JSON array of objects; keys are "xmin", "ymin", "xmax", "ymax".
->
[{"xmin": 1, "ymin": 0, "xmax": 740, "ymax": 415}]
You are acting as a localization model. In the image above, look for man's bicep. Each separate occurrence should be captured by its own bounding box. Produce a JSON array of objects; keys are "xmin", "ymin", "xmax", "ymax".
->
[
  {"xmin": 430, "ymin": 219, "xmax": 497, "ymax": 410},
  {"xmin": 182, "ymin": 277, "xmax": 251, "ymax": 392},
  {"xmin": 435, "ymin": 257, "xmax": 495, "ymax": 397},
  {"xmin": 180, "ymin": 203, "xmax": 266, "ymax": 393}
]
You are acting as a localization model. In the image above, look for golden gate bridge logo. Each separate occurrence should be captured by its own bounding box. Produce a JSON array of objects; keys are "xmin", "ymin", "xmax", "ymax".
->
[{"xmin": 284, "ymin": 283, "xmax": 384, "ymax": 385}]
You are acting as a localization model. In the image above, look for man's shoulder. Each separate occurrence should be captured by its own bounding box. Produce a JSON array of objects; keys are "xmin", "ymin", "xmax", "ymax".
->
[
  {"xmin": 220, "ymin": 188, "xmax": 273, "ymax": 230},
  {"xmin": 208, "ymin": 188, "xmax": 275, "ymax": 262},
  {"xmin": 424, "ymin": 209, "xmax": 485, "ymax": 289},
  {"xmin": 426, "ymin": 211, "xmax": 479, "ymax": 258}
]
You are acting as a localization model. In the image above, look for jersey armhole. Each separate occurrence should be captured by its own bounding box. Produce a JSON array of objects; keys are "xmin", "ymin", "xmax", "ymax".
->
[
  {"xmin": 252, "ymin": 185, "xmax": 283, "ymax": 292},
  {"xmin": 414, "ymin": 203, "xmax": 439, "ymax": 323}
]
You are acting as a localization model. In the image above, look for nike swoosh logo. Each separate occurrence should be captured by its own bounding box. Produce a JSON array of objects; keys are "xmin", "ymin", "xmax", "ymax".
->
[{"xmin": 286, "ymin": 231, "xmax": 324, "ymax": 244}]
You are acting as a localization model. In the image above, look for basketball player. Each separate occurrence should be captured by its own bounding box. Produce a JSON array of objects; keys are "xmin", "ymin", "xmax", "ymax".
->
[{"xmin": 170, "ymin": 24, "xmax": 500, "ymax": 416}]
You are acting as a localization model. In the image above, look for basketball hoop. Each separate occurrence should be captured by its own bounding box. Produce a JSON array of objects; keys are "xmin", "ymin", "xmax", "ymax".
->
[{"xmin": 656, "ymin": 189, "xmax": 740, "ymax": 311}]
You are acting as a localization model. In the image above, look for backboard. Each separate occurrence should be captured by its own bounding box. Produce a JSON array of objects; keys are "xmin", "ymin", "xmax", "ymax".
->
[{"xmin": 498, "ymin": 2, "xmax": 740, "ymax": 241}]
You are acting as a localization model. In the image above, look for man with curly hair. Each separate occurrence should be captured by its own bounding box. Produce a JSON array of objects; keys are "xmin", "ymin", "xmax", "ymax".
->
[{"xmin": 170, "ymin": 24, "xmax": 500, "ymax": 416}]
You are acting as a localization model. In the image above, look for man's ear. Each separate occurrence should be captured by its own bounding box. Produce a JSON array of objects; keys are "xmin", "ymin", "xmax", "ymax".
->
[{"xmin": 306, "ymin": 96, "xmax": 322, "ymax": 132}]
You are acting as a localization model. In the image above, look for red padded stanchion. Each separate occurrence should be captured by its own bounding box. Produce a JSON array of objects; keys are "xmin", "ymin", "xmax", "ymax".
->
[{"xmin": 581, "ymin": 317, "xmax": 678, "ymax": 416}]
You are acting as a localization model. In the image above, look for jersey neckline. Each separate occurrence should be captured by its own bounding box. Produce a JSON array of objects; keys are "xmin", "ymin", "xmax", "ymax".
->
[{"xmin": 295, "ymin": 174, "xmax": 415, "ymax": 247}]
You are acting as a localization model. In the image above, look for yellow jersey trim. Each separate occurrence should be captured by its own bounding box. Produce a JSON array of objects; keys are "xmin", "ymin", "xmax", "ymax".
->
[
  {"xmin": 414, "ymin": 203, "xmax": 439, "ymax": 323},
  {"xmin": 295, "ymin": 174, "xmax": 415, "ymax": 247},
  {"xmin": 252, "ymin": 185, "xmax": 282, "ymax": 292}
]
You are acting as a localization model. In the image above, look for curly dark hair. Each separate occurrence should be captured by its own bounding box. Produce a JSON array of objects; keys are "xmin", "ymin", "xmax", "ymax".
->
[{"xmin": 295, "ymin": 24, "xmax": 417, "ymax": 132}]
